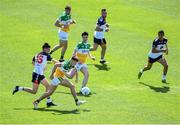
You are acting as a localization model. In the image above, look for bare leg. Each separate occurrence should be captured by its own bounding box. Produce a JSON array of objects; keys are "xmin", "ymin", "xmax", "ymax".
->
[
  {"xmin": 61, "ymin": 79, "xmax": 78, "ymax": 101},
  {"xmin": 90, "ymin": 43, "xmax": 98, "ymax": 51},
  {"xmin": 80, "ymin": 66, "xmax": 89, "ymax": 88},
  {"xmin": 138, "ymin": 60, "xmax": 153, "ymax": 79},
  {"xmin": 100, "ymin": 43, "xmax": 107, "ymax": 60},
  {"xmin": 50, "ymin": 41, "xmax": 63, "ymax": 53},
  {"xmin": 60, "ymin": 41, "xmax": 68, "ymax": 60},
  {"xmin": 37, "ymin": 84, "xmax": 58, "ymax": 102},
  {"xmin": 157, "ymin": 58, "xmax": 168, "ymax": 81},
  {"xmin": 23, "ymin": 83, "xmax": 39, "ymax": 94}
]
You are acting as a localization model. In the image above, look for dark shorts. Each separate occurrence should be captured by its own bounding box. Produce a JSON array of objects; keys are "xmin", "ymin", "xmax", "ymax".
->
[
  {"xmin": 148, "ymin": 55, "xmax": 162, "ymax": 63},
  {"xmin": 32, "ymin": 72, "xmax": 45, "ymax": 84},
  {"xmin": 94, "ymin": 37, "xmax": 106, "ymax": 45}
]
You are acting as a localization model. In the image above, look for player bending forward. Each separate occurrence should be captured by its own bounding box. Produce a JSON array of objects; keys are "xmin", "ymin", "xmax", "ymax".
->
[{"xmin": 33, "ymin": 57, "xmax": 86, "ymax": 109}]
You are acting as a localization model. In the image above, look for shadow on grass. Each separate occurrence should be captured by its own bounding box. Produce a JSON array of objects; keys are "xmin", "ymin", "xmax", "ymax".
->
[
  {"xmin": 139, "ymin": 82, "xmax": 170, "ymax": 93},
  {"xmin": 87, "ymin": 63, "xmax": 111, "ymax": 71},
  {"xmin": 55, "ymin": 91, "xmax": 96, "ymax": 97},
  {"xmin": 14, "ymin": 108, "xmax": 91, "ymax": 115}
]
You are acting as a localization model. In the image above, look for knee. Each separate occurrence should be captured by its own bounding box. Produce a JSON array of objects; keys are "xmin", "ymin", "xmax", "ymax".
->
[
  {"xmin": 47, "ymin": 90, "xmax": 53, "ymax": 96},
  {"xmin": 32, "ymin": 90, "xmax": 37, "ymax": 94}
]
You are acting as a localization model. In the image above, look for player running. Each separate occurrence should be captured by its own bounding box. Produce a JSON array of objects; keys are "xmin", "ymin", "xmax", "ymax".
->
[
  {"xmin": 73, "ymin": 32, "xmax": 95, "ymax": 89},
  {"xmin": 33, "ymin": 57, "xmax": 86, "ymax": 109},
  {"xmin": 12, "ymin": 43, "xmax": 58, "ymax": 107},
  {"xmin": 50, "ymin": 5, "xmax": 76, "ymax": 62},
  {"xmin": 90, "ymin": 9, "xmax": 109, "ymax": 64},
  {"xmin": 138, "ymin": 30, "xmax": 169, "ymax": 83}
]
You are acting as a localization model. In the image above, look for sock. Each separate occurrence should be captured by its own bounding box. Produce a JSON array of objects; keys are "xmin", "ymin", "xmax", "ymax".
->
[
  {"xmin": 162, "ymin": 74, "xmax": 166, "ymax": 80},
  {"xmin": 140, "ymin": 69, "xmax": 143, "ymax": 73},
  {"xmin": 60, "ymin": 55, "xmax": 64, "ymax": 60},
  {"xmin": 75, "ymin": 99, "xmax": 78, "ymax": 103},
  {"xmin": 46, "ymin": 97, "xmax": 52, "ymax": 103},
  {"xmin": 19, "ymin": 87, "xmax": 24, "ymax": 91}
]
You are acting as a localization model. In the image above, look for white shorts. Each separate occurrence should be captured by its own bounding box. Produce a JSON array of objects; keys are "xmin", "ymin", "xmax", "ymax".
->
[
  {"xmin": 58, "ymin": 30, "xmax": 68, "ymax": 41},
  {"xmin": 51, "ymin": 77, "xmax": 63, "ymax": 86},
  {"xmin": 75, "ymin": 62, "xmax": 87, "ymax": 71}
]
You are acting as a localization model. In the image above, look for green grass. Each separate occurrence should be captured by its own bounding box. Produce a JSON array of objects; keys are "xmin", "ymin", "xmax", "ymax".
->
[{"xmin": 0, "ymin": 0, "xmax": 180, "ymax": 124}]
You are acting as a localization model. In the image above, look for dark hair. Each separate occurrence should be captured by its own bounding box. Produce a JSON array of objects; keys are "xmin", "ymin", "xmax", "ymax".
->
[
  {"xmin": 101, "ymin": 9, "xmax": 106, "ymax": 12},
  {"xmin": 42, "ymin": 43, "xmax": 51, "ymax": 49},
  {"xmin": 65, "ymin": 5, "xmax": 71, "ymax": 10},
  {"xmin": 81, "ymin": 32, "xmax": 89, "ymax": 37},
  {"xmin": 158, "ymin": 30, "xmax": 164, "ymax": 35},
  {"xmin": 71, "ymin": 56, "xmax": 78, "ymax": 62}
]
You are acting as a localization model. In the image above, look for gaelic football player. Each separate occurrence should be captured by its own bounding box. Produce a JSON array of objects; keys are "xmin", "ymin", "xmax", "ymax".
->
[
  {"xmin": 73, "ymin": 32, "xmax": 95, "ymax": 89},
  {"xmin": 90, "ymin": 9, "xmax": 109, "ymax": 64},
  {"xmin": 33, "ymin": 57, "xmax": 86, "ymax": 109},
  {"xmin": 138, "ymin": 30, "xmax": 169, "ymax": 83},
  {"xmin": 12, "ymin": 43, "xmax": 58, "ymax": 107},
  {"xmin": 50, "ymin": 5, "xmax": 76, "ymax": 62}
]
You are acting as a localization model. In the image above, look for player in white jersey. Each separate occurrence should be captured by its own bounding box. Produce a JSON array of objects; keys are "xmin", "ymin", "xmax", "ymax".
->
[
  {"xmin": 50, "ymin": 5, "xmax": 76, "ymax": 62},
  {"xmin": 12, "ymin": 43, "xmax": 58, "ymax": 107},
  {"xmin": 90, "ymin": 9, "xmax": 109, "ymax": 64},
  {"xmin": 138, "ymin": 30, "xmax": 169, "ymax": 83}
]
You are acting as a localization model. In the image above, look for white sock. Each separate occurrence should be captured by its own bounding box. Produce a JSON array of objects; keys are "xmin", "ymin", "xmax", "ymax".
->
[
  {"xmin": 19, "ymin": 87, "xmax": 24, "ymax": 91},
  {"xmin": 162, "ymin": 75, "xmax": 166, "ymax": 80},
  {"xmin": 140, "ymin": 69, "xmax": 143, "ymax": 73},
  {"xmin": 46, "ymin": 97, "xmax": 52, "ymax": 103}
]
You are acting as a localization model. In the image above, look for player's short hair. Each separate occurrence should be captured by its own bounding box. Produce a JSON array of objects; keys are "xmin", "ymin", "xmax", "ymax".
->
[
  {"xmin": 101, "ymin": 9, "xmax": 106, "ymax": 12},
  {"xmin": 42, "ymin": 43, "xmax": 51, "ymax": 49},
  {"xmin": 71, "ymin": 56, "xmax": 78, "ymax": 62},
  {"xmin": 65, "ymin": 5, "xmax": 71, "ymax": 10},
  {"xmin": 158, "ymin": 30, "xmax": 164, "ymax": 35},
  {"xmin": 81, "ymin": 32, "xmax": 89, "ymax": 36}
]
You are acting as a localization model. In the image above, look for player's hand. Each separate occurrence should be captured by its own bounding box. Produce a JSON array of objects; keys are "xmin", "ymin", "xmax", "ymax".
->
[
  {"xmin": 105, "ymin": 28, "xmax": 109, "ymax": 32},
  {"xmin": 49, "ymin": 74, "xmax": 54, "ymax": 80},
  {"xmin": 63, "ymin": 24, "xmax": 69, "ymax": 28},
  {"xmin": 71, "ymin": 20, "xmax": 76, "ymax": 24},
  {"xmin": 91, "ymin": 57, "xmax": 96, "ymax": 60}
]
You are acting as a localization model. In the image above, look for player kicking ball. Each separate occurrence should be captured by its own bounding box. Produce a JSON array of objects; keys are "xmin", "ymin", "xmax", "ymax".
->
[
  {"xmin": 73, "ymin": 32, "xmax": 95, "ymax": 89},
  {"xmin": 33, "ymin": 57, "xmax": 86, "ymax": 109},
  {"xmin": 50, "ymin": 5, "xmax": 76, "ymax": 62},
  {"xmin": 138, "ymin": 30, "xmax": 169, "ymax": 83},
  {"xmin": 12, "ymin": 43, "xmax": 58, "ymax": 107}
]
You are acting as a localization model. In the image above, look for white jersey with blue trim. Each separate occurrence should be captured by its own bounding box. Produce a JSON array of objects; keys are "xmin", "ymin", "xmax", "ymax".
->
[
  {"xmin": 32, "ymin": 52, "xmax": 52, "ymax": 75},
  {"xmin": 149, "ymin": 38, "xmax": 167, "ymax": 59},
  {"xmin": 94, "ymin": 16, "xmax": 107, "ymax": 39}
]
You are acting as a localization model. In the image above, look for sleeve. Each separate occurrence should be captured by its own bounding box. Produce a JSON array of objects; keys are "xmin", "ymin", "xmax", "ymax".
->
[
  {"xmin": 32, "ymin": 56, "xmax": 35, "ymax": 62},
  {"xmin": 47, "ymin": 54, "xmax": 52, "ymax": 61},
  {"xmin": 97, "ymin": 18, "xmax": 102, "ymax": 26},
  {"xmin": 152, "ymin": 40, "xmax": 158, "ymax": 48}
]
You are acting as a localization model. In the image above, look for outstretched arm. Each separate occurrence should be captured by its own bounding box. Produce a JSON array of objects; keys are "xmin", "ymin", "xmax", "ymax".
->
[
  {"xmin": 64, "ymin": 68, "xmax": 77, "ymax": 79},
  {"xmin": 88, "ymin": 52, "xmax": 95, "ymax": 60}
]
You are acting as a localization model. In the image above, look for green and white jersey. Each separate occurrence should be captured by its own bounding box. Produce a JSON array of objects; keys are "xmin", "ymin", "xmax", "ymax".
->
[
  {"xmin": 75, "ymin": 42, "xmax": 91, "ymax": 63},
  {"xmin": 54, "ymin": 60, "xmax": 73, "ymax": 78},
  {"xmin": 58, "ymin": 11, "xmax": 72, "ymax": 32}
]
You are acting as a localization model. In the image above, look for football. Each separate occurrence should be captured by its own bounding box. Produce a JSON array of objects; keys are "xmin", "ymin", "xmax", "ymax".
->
[{"xmin": 81, "ymin": 87, "xmax": 91, "ymax": 95}]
